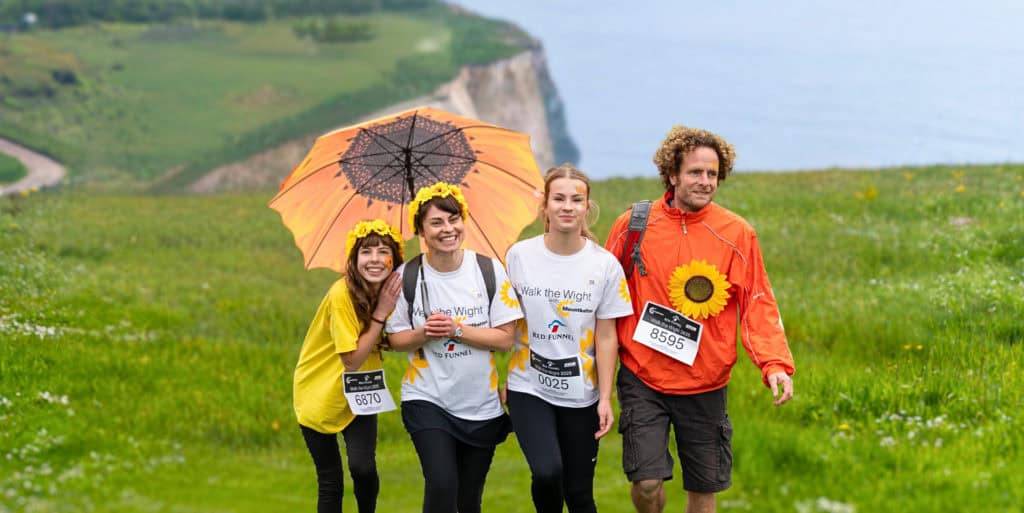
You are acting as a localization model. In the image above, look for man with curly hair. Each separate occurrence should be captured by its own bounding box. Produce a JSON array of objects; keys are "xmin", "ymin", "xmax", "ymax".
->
[{"xmin": 605, "ymin": 125, "xmax": 795, "ymax": 513}]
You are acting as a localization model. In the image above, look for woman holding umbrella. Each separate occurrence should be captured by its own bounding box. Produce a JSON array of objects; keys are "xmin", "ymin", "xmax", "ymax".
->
[
  {"xmin": 386, "ymin": 183, "xmax": 523, "ymax": 513},
  {"xmin": 504, "ymin": 164, "xmax": 632, "ymax": 513},
  {"xmin": 293, "ymin": 219, "xmax": 404, "ymax": 513}
]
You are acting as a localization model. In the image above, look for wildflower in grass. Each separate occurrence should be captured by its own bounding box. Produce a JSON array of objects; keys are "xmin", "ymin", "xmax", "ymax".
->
[
  {"xmin": 955, "ymin": 183, "xmax": 966, "ymax": 193},
  {"xmin": 838, "ymin": 422, "xmax": 850, "ymax": 431},
  {"xmin": 270, "ymin": 420, "xmax": 280, "ymax": 431},
  {"xmin": 952, "ymin": 170, "xmax": 964, "ymax": 180},
  {"xmin": 903, "ymin": 172, "xmax": 913, "ymax": 180}
]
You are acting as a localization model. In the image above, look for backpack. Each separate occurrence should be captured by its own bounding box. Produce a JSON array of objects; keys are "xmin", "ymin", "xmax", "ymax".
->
[
  {"xmin": 402, "ymin": 252, "xmax": 496, "ymax": 322},
  {"xmin": 618, "ymin": 200, "xmax": 652, "ymax": 279}
]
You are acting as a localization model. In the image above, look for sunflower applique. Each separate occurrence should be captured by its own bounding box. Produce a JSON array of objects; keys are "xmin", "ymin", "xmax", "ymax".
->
[
  {"xmin": 667, "ymin": 259, "xmax": 731, "ymax": 320},
  {"xmin": 403, "ymin": 348, "xmax": 429, "ymax": 384},
  {"xmin": 618, "ymin": 277, "xmax": 631, "ymax": 303},
  {"xmin": 508, "ymin": 319, "xmax": 531, "ymax": 373},
  {"xmin": 579, "ymin": 328, "xmax": 596, "ymax": 386},
  {"xmin": 489, "ymin": 352, "xmax": 499, "ymax": 391},
  {"xmin": 499, "ymin": 281, "xmax": 519, "ymax": 309}
]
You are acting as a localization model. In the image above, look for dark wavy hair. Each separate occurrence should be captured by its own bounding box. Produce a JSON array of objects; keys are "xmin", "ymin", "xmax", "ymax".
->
[
  {"xmin": 412, "ymin": 195, "xmax": 464, "ymax": 235},
  {"xmin": 652, "ymin": 125, "xmax": 736, "ymax": 191},
  {"xmin": 344, "ymin": 232, "xmax": 403, "ymax": 334}
]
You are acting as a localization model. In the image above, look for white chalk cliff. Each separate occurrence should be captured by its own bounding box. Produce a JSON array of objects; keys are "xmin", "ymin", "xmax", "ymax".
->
[{"xmin": 191, "ymin": 46, "xmax": 578, "ymax": 193}]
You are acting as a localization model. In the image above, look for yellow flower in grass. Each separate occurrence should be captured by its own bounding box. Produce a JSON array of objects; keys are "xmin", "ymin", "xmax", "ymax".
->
[
  {"xmin": 667, "ymin": 260, "xmax": 731, "ymax": 320},
  {"xmin": 403, "ymin": 348, "xmax": 429, "ymax": 384},
  {"xmin": 508, "ymin": 319, "xmax": 530, "ymax": 372},
  {"xmin": 499, "ymin": 280, "xmax": 519, "ymax": 309},
  {"xmin": 579, "ymin": 328, "xmax": 596, "ymax": 386},
  {"xmin": 618, "ymin": 277, "xmax": 631, "ymax": 303}
]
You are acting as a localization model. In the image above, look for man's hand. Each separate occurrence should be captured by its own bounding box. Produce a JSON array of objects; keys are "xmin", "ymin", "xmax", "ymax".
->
[
  {"xmin": 594, "ymin": 397, "xmax": 614, "ymax": 439},
  {"xmin": 768, "ymin": 372, "xmax": 793, "ymax": 406}
]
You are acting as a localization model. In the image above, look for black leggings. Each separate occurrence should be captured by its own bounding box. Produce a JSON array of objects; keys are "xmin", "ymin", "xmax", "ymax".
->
[
  {"xmin": 300, "ymin": 415, "xmax": 379, "ymax": 513},
  {"xmin": 409, "ymin": 429, "xmax": 497, "ymax": 513},
  {"xmin": 507, "ymin": 390, "xmax": 600, "ymax": 513}
]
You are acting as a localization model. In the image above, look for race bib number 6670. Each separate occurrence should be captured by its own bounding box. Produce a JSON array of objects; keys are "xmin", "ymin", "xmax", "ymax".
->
[{"xmin": 631, "ymin": 301, "xmax": 703, "ymax": 366}]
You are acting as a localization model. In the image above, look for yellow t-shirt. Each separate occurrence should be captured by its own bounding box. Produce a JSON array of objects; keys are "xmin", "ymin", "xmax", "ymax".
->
[{"xmin": 293, "ymin": 279, "xmax": 383, "ymax": 434}]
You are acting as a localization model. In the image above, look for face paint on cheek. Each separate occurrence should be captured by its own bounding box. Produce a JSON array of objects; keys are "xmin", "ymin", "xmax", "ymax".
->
[{"xmin": 384, "ymin": 256, "xmax": 393, "ymax": 269}]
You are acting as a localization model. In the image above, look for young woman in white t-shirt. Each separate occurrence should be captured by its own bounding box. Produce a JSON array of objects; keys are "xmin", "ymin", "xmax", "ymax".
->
[
  {"xmin": 504, "ymin": 164, "xmax": 633, "ymax": 513},
  {"xmin": 386, "ymin": 183, "xmax": 522, "ymax": 513}
]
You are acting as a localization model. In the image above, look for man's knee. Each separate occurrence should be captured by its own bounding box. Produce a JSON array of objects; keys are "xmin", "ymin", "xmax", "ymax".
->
[{"xmin": 633, "ymin": 479, "xmax": 663, "ymax": 499}]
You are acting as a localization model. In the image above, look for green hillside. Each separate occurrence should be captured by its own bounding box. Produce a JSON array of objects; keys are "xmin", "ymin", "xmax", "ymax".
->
[
  {"xmin": 0, "ymin": 7, "xmax": 528, "ymax": 189},
  {"xmin": 2, "ymin": 164, "xmax": 1022, "ymax": 512},
  {"xmin": 0, "ymin": 153, "xmax": 26, "ymax": 184}
]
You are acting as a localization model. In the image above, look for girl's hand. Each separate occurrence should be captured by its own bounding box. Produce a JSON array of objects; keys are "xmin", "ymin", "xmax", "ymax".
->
[{"xmin": 373, "ymin": 272, "xmax": 402, "ymax": 320}]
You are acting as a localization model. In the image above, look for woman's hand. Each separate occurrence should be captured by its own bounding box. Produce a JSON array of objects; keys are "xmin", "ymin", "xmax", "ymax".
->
[
  {"xmin": 422, "ymin": 312, "xmax": 456, "ymax": 339},
  {"xmin": 373, "ymin": 272, "xmax": 402, "ymax": 321}
]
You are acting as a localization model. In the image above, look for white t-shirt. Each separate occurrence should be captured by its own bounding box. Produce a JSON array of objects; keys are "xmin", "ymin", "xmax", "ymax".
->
[
  {"xmin": 387, "ymin": 250, "xmax": 523, "ymax": 421},
  {"xmin": 505, "ymin": 236, "xmax": 633, "ymax": 407}
]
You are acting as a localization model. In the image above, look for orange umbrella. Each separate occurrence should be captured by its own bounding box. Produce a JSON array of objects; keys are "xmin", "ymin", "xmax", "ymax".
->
[{"xmin": 268, "ymin": 106, "xmax": 544, "ymax": 272}]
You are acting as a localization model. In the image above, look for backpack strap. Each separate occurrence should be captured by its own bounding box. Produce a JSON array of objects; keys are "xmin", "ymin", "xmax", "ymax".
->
[
  {"xmin": 402, "ymin": 254, "xmax": 423, "ymax": 321},
  {"xmin": 402, "ymin": 252, "xmax": 496, "ymax": 321},
  {"xmin": 474, "ymin": 252, "xmax": 496, "ymax": 316},
  {"xmin": 619, "ymin": 200, "xmax": 652, "ymax": 278}
]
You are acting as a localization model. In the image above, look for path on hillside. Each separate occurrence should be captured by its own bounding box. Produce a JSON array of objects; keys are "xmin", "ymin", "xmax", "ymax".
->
[{"xmin": 0, "ymin": 138, "xmax": 66, "ymax": 196}]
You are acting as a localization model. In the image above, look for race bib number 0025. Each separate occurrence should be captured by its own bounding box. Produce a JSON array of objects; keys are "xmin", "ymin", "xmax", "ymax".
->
[
  {"xmin": 631, "ymin": 301, "xmax": 703, "ymax": 366},
  {"xmin": 342, "ymin": 369, "xmax": 397, "ymax": 415},
  {"xmin": 529, "ymin": 350, "xmax": 585, "ymax": 400}
]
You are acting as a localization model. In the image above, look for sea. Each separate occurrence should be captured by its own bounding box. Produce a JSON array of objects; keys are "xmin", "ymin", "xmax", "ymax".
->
[{"xmin": 451, "ymin": 1, "xmax": 1024, "ymax": 178}]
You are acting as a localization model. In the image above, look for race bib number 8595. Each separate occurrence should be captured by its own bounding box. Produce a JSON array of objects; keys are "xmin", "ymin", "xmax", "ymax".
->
[{"xmin": 631, "ymin": 301, "xmax": 703, "ymax": 366}]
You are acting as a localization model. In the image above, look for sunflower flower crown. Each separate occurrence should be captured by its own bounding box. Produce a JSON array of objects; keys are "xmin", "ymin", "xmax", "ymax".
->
[
  {"xmin": 408, "ymin": 182, "xmax": 469, "ymax": 229},
  {"xmin": 345, "ymin": 219, "xmax": 403, "ymax": 257}
]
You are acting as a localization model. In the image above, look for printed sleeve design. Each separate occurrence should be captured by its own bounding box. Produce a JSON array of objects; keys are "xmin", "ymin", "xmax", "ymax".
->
[
  {"xmin": 499, "ymin": 280, "xmax": 519, "ymax": 309},
  {"xmin": 403, "ymin": 348, "xmax": 429, "ymax": 384},
  {"xmin": 489, "ymin": 352, "xmax": 499, "ymax": 391},
  {"xmin": 579, "ymin": 328, "xmax": 596, "ymax": 386},
  {"xmin": 509, "ymin": 319, "xmax": 531, "ymax": 373}
]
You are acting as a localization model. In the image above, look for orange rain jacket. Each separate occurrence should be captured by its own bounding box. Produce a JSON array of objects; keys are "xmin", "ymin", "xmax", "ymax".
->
[{"xmin": 605, "ymin": 193, "xmax": 795, "ymax": 395}]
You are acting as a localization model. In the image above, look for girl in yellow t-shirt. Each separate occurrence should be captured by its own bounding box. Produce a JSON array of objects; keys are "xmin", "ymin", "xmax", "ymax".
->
[{"xmin": 293, "ymin": 220, "xmax": 403, "ymax": 513}]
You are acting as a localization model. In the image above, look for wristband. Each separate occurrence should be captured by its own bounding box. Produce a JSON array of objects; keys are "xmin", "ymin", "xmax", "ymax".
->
[{"xmin": 371, "ymin": 316, "xmax": 386, "ymax": 325}]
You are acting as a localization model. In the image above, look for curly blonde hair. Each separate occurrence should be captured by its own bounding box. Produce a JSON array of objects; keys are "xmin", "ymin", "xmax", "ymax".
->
[{"xmin": 652, "ymin": 125, "xmax": 736, "ymax": 191}]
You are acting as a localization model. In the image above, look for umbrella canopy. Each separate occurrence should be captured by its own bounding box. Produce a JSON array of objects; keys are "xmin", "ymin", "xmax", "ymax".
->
[{"xmin": 269, "ymin": 106, "xmax": 544, "ymax": 272}]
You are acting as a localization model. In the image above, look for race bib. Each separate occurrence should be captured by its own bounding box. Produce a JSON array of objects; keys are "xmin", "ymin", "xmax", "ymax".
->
[
  {"xmin": 631, "ymin": 301, "xmax": 703, "ymax": 366},
  {"xmin": 342, "ymin": 369, "xmax": 397, "ymax": 415},
  {"xmin": 530, "ymin": 350, "xmax": 585, "ymax": 400}
]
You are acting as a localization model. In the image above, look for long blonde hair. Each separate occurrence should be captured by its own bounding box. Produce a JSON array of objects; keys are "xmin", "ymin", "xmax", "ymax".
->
[{"xmin": 542, "ymin": 163, "xmax": 598, "ymax": 242}]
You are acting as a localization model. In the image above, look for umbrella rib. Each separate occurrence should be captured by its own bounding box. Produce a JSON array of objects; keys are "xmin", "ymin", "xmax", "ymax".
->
[
  {"xmin": 306, "ymin": 190, "xmax": 361, "ymax": 268},
  {"xmin": 270, "ymin": 160, "xmax": 340, "ymax": 203},
  {"xmin": 470, "ymin": 156, "xmax": 541, "ymax": 189},
  {"xmin": 408, "ymin": 124, "xmax": 517, "ymax": 151},
  {"xmin": 466, "ymin": 209, "xmax": 502, "ymax": 263}
]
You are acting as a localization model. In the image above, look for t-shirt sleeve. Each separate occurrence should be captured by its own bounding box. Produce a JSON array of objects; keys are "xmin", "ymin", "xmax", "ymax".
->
[
  {"xmin": 489, "ymin": 258, "xmax": 523, "ymax": 327},
  {"xmin": 385, "ymin": 263, "xmax": 414, "ymax": 333},
  {"xmin": 596, "ymin": 253, "xmax": 634, "ymax": 320},
  {"xmin": 328, "ymin": 283, "xmax": 362, "ymax": 354}
]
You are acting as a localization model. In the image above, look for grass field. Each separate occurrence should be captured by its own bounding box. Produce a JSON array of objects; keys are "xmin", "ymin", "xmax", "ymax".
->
[
  {"xmin": 0, "ymin": 9, "xmax": 525, "ymax": 189},
  {"xmin": 1, "ymin": 164, "xmax": 1023, "ymax": 512},
  {"xmin": 0, "ymin": 154, "xmax": 27, "ymax": 185}
]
